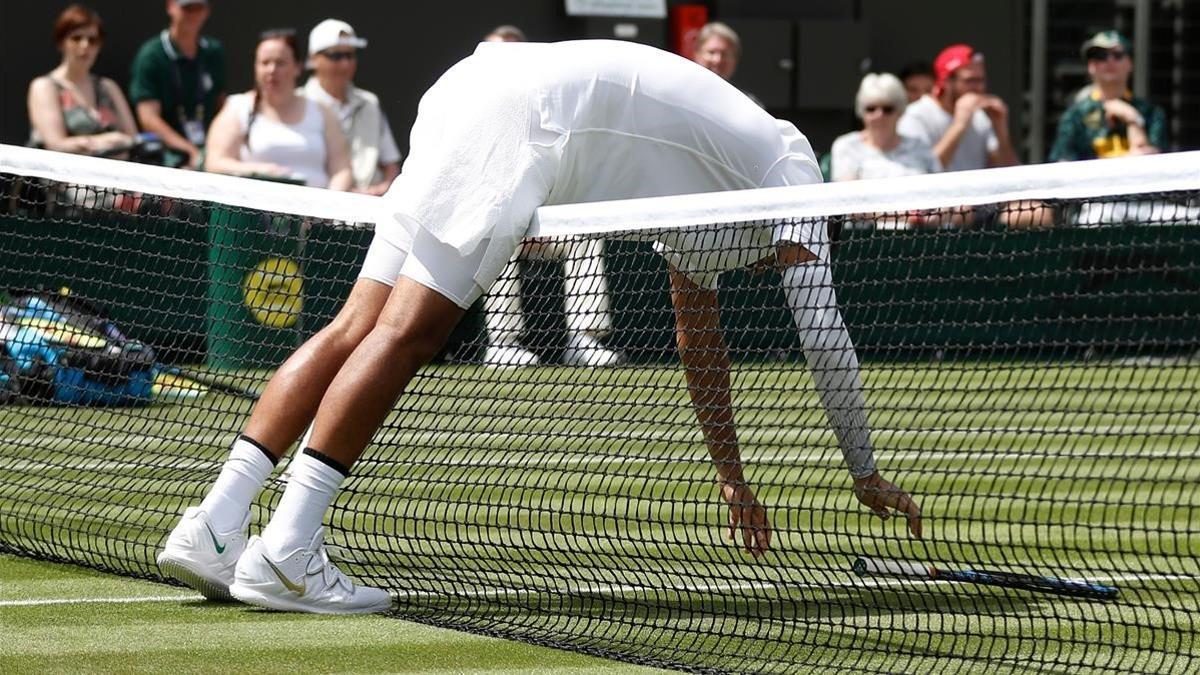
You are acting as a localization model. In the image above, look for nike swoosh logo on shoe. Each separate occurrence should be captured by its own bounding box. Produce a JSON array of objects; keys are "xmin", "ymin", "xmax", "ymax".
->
[
  {"xmin": 204, "ymin": 523, "xmax": 226, "ymax": 554},
  {"xmin": 263, "ymin": 555, "xmax": 306, "ymax": 595}
]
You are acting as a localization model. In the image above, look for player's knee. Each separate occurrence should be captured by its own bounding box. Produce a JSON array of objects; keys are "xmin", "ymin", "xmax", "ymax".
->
[
  {"xmin": 324, "ymin": 310, "xmax": 375, "ymax": 349},
  {"xmin": 372, "ymin": 320, "xmax": 445, "ymax": 366}
]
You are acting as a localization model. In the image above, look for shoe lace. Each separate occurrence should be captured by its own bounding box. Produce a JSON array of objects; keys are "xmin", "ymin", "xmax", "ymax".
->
[{"xmin": 307, "ymin": 544, "xmax": 353, "ymax": 593}]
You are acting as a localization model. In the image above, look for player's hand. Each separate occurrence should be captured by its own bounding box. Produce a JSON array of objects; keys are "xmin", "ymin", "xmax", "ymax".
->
[
  {"xmin": 722, "ymin": 482, "xmax": 771, "ymax": 557},
  {"xmin": 853, "ymin": 471, "xmax": 922, "ymax": 538}
]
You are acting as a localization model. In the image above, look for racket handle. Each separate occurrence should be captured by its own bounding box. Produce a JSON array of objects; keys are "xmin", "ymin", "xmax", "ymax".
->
[
  {"xmin": 942, "ymin": 569, "xmax": 1120, "ymax": 601},
  {"xmin": 852, "ymin": 557, "xmax": 932, "ymax": 579}
]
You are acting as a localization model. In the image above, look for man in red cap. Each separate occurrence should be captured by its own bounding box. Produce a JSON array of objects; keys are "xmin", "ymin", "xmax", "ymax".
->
[
  {"xmin": 898, "ymin": 44, "xmax": 1018, "ymax": 172},
  {"xmin": 898, "ymin": 44, "xmax": 1050, "ymax": 228}
]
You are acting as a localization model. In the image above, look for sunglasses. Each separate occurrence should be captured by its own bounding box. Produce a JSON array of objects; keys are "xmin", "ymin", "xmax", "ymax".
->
[
  {"xmin": 1087, "ymin": 49, "xmax": 1128, "ymax": 62},
  {"xmin": 67, "ymin": 33, "xmax": 102, "ymax": 45},
  {"xmin": 864, "ymin": 104, "xmax": 896, "ymax": 115},
  {"xmin": 321, "ymin": 50, "xmax": 357, "ymax": 62}
]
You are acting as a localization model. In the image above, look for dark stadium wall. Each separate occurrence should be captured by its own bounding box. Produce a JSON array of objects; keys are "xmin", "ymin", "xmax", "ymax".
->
[
  {"xmin": 0, "ymin": 0, "xmax": 581, "ymax": 154},
  {"xmin": 0, "ymin": 1, "xmax": 1027, "ymax": 159}
]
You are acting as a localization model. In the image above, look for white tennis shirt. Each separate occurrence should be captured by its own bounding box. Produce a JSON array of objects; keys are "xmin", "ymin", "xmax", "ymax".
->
[{"xmin": 381, "ymin": 40, "xmax": 824, "ymax": 289}]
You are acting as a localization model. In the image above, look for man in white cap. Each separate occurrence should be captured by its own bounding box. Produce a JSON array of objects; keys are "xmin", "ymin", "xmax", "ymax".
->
[{"xmin": 302, "ymin": 19, "xmax": 401, "ymax": 195}]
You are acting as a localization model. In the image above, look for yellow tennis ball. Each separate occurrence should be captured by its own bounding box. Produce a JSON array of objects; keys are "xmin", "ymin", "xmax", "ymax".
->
[{"xmin": 242, "ymin": 257, "xmax": 303, "ymax": 328}]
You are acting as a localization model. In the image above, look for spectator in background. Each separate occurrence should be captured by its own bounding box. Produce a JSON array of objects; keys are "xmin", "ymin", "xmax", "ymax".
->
[
  {"xmin": 484, "ymin": 25, "xmax": 526, "ymax": 42},
  {"xmin": 899, "ymin": 44, "xmax": 1050, "ymax": 228},
  {"xmin": 831, "ymin": 73, "xmax": 939, "ymax": 181},
  {"xmin": 205, "ymin": 30, "xmax": 352, "ymax": 190},
  {"xmin": 898, "ymin": 61, "xmax": 935, "ymax": 103},
  {"xmin": 28, "ymin": 4, "xmax": 138, "ymax": 157},
  {"xmin": 898, "ymin": 44, "xmax": 1017, "ymax": 172},
  {"xmin": 129, "ymin": 0, "xmax": 226, "ymax": 168},
  {"xmin": 476, "ymin": 26, "xmax": 621, "ymax": 367},
  {"xmin": 693, "ymin": 22, "xmax": 763, "ymax": 108},
  {"xmin": 1050, "ymin": 30, "xmax": 1166, "ymax": 161},
  {"xmin": 302, "ymin": 19, "xmax": 401, "ymax": 195},
  {"xmin": 832, "ymin": 73, "xmax": 963, "ymax": 229}
]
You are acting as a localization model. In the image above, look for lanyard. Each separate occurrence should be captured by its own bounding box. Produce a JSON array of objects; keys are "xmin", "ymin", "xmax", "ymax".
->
[{"xmin": 160, "ymin": 30, "xmax": 209, "ymax": 127}]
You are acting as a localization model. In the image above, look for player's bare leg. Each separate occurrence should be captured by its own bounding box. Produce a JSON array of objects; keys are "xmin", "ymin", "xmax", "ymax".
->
[
  {"xmin": 244, "ymin": 278, "xmax": 396, "ymax": 454},
  {"xmin": 231, "ymin": 278, "xmax": 465, "ymax": 614},
  {"xmin": 158, "ymin": 278, "xmax": 393, "ymax": 599}
]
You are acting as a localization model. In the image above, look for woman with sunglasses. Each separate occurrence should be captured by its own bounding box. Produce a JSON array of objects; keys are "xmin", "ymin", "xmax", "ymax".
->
[
  {"xmin": 831, "ymin": 73, "xmax": 960, "ymax": 229},
  {"xmin": 830, "ymin": 73, "xmax": 939, "ymax": 183},
  {"xmin": 27, "ymin": 5, "xmax": 138, "ymax": 157},
  {"xmin": 205, "ymin": 29, "xmax": 352, "ymax": 190}
]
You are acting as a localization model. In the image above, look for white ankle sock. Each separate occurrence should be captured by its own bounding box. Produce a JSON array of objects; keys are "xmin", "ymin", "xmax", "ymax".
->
[
  {"xmin": 198, "ymin": 436, "xmax": 276, "ymax": 532},
  {"xmin": 260, "ymin": 450, "xmax": 346, "ymax": 559}
]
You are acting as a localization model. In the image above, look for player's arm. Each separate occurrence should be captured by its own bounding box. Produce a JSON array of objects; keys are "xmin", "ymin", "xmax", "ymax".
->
[
  {"xmin": 776, "ymin": 244, "xmax": 922, "ymax": 537},
  {"xmin": 667, "ymin": 265, "xmax": 770, "ymax": 557}
]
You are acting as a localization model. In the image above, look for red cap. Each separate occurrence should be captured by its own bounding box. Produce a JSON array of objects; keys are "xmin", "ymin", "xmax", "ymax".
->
[{"xmin": 933, "ymin": 44, "xmax": 982, "ymax": 94}]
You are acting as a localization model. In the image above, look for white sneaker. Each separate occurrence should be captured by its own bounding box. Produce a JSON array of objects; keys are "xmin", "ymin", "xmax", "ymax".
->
[
  {"xmin": 483, "ymin": 344, "xmax": 540, "ymax": 367},
  {"xmin": 156, "ymin": 507, "xmax": 249, "ymax": 601},
  {"xmin": 561, "ymin": 334, "xmax": 624, "ymax": 367},
  {"xmin": 229, "ymin": 529, "xmax": 390, "ymax": 615}
]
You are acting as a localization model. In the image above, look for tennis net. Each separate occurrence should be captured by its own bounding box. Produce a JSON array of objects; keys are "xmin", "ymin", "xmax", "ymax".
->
[{"xmin": 1, "ymin": 144, "xmax": 1198, "ymax": 673}]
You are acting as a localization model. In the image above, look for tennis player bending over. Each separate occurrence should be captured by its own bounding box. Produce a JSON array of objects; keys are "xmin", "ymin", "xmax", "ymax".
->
[{"xmin": 158, "ymin": 39, "xmax": 922, "ymax": 614}]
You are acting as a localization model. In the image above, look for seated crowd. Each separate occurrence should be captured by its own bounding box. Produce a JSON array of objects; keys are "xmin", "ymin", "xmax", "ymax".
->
[
  {"xmin": 27, "ymin": 4, "xmax": 1168, "ymax": 194},
  {"xmin": 24, "ymin": 3, "xmax": 1173, "ymax": 366}
]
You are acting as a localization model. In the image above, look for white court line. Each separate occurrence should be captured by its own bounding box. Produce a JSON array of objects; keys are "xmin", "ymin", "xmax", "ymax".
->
[
  {"xmin": 3, "ymin": 423, "xmax": 1195, "ymax": 452},
  {"xmin": 4, "ymin": 443, "xmax": 1198, "ymax": 477},
  {"xmin": 0, "ymin": 594, "xmax": 202, "ymax": 607},
  {"xmin": 5, "ymin": 446, "xmax": 1198, "ymax": 477},
  {"xmin": 1, "ymin": 432, "xmax": 236, "ymax": 450}
]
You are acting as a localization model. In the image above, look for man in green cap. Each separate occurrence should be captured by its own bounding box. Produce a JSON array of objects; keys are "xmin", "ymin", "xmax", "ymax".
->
[{"xmin": 1049, "ymin": 30, "xmax": 1166, "ymax": 161}]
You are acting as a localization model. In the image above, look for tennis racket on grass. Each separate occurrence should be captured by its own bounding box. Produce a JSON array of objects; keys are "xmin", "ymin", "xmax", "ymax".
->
[{"xmin": 852, "ymin": 557, "xmax": 1119, "ymax": 601}]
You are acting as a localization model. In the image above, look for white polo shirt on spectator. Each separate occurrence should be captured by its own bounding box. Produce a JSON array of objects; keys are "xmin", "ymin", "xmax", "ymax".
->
[
  {"xmin": 303, "ymin": 78, "xmax": 402, "ymax": 190},
  {"xmin": 898, "ymin": 94, "xmax": 997, "ymax": 172}
]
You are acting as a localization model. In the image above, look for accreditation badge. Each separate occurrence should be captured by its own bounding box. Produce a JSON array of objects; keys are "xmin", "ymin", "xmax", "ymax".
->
[{"xmin": 184, "ymin": 119, "xmax": 207, "ymax": 146}]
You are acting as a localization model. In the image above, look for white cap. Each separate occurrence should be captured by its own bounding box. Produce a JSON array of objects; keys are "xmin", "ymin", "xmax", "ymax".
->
[{"xmin": 308, "ymin": 19, "xmax": 367, "ymax": 57}]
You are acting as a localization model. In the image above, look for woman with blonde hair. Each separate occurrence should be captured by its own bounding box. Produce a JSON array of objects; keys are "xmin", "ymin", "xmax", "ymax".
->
[
  {"xmin": 831, "ymin": 73, "xmax": 961, "ymax": 228},
  {"xmin": 205, "ymin": 29, "xmax": 351, "ymax": 190},
  {"xmin": 831, "ymin": 72, "xmax": 940, "ymax": 182}
]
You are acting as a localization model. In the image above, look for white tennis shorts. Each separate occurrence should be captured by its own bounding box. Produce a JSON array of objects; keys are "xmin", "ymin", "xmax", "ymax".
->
[{"xmin": 357, "ymin": 229, "xmax": 490, "ymax": 309}]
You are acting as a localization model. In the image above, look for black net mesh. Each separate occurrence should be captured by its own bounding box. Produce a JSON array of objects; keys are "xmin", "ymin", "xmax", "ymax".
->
[{"xmin": 1, "ymin": 170, "xmax": 1198, "ymax": 673}]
